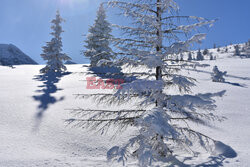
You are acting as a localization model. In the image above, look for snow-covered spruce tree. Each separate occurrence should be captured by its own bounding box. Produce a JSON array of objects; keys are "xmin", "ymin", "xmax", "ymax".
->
[
  {"xmin": 188, "ymin": 52, "xmax": 193, "ymax": 61},
  {"xmin": 217, "ymin": 47, "xmax": 220, "ymax": 52},
  {"xmin": 246, "ymin": 40, "xmax": 250, "ymax": 47},
  {"xmin": 241, "ymin": 46, "xmax": 245, "ymax": 52},
  {"xmin": 175, "ymin": 56, "xmax": 179, "ymax": 62},
  {"xmin": 180, "ymin": 54, "xmax": 184, "ymax": 61},
  {"xmin": 196, "ymin": 49, "xmax": 204, "ymax": 61},
  {"xmin": 84, "ymin": 4, "xmax": 114, "ymax": 67},
  {"xmin": 40, "ymin": 11, "xmax": 70, "ymax": 73},
  {"xmin": 210, "ymin": 53, "xmax": 214, "ymax": 60},
  {"xmin": 225, "ymin": 47, "xmax": 228, "ymax": 53},
  {"xmin": 203, "ymin": 48, "xmax": 209, "ymax": 55},
  {"xmin": 242, "ymin": 41, "xmax": 250, "ymax": 58},
  {"xmin": 234, "ymin": 45, "xmax": 241, "ymax": 56},
  {"xmin": 67, "ymin": 1, "xmax": 224, "ymax": 166},
  {"xmin": 211, "ymin": 66, "xmax": 227, "ymax": 82}
]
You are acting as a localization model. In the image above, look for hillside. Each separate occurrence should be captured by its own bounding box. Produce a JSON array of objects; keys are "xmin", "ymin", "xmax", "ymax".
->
[
  {"xmin": 0, "ymin": 48, "xmax": 250, "ymax": 166},
  {"xmin": 0, "ymin": 44, "xmax": 37, "ymax": 66}
]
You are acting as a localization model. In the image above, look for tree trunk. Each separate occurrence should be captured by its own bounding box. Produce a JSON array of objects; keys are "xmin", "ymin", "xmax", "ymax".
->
[
  {"xmin": 155, "ymin": 0, "xmax": 163, "ymax": 107},
  {"xmin": 156, "ymin": 0, "xmax": 162, "ymax": 81}
]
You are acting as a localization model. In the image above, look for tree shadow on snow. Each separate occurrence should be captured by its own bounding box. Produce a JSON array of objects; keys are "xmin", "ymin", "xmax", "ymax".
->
[
  {"xmin": 88, "ymin": 66, "xmax": 137, "ymax": 83},
  {"xmin": 32, "ymin": 72, "xmax": 71, "ymax": 130},
  {"xmin": 185, "ymin": 68, "xmax": 249, "ymax": 88},
  {"xmin": 159, "ymin": 141, "xmax": 237, "ymax": 167},
  {"xmin": 186, "ymin": 68, "xmax": 250, "ymax": 81},
  {"xmin": 158, "ymin": 90, "xmax": 237, "ymax": 167},
  {"xmin": 196, "ymin": 141, "xmax": 237, "ymax": 167},
  {"xmin": 213, "ymin": 81, "xmax": 247, "ymax": 88},
  {"xmin": 224, "ymin": 81, "xmax": 247, "ymax": 88}
]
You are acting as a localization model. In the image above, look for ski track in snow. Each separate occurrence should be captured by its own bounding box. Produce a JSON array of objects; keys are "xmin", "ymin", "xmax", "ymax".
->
[{"xmin": 0, "ymin": 51, "xmax": 250, "ymax": 166}]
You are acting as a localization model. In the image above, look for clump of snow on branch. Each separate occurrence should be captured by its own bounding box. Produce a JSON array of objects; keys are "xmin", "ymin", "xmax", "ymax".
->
[{"xmin": 115, "ymin": 79, "xmax": 164, "ymax": 99}]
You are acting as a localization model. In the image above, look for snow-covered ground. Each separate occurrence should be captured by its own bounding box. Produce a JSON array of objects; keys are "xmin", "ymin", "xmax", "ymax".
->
[{"xmin": 0, "ymin": 52, "xmax": 250, "ymax": 166}]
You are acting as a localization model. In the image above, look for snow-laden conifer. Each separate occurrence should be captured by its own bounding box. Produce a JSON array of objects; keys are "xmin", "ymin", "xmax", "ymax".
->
[
  {"xmin": 217, "ymin": 47, "xmax": 221, "ymax": 52},
  {"xmin": 188, "ymin": 52, "xmax": 193, "ymax": 61},
  {"xmin": 212, "ymin": 66, "xmax": 227, "ymax": 82},
  {"xmin": 225, "ymin": 47, "xmax": 228, "ymax": 53},
  {"xmin": 242, "ymin": 41, "xmax": 250, "ymax": 58},
  {"xmin": 196, "ymin": 49, "xmax": 204, "ymax": 61},
  {"xmin": 68, "ymin": 1, "xmax": 225, "ymax": 166},
  {"xmin": 210, "ymin": 53, "xmax": 214, "ymax": 60},
  {"xmin": 246, "ymin": 40, "xmax": 250, "ymax": 47},
  {"xmin": 203, "ymin": 48, "xmax": 209, "ymax": 55},
  {"xmin": 40, "ymin": 11, "xmax": 70, "ymax": 73},
  {"xmin": 180, "ymin": 54, "xmax": 184, "ymax": 61},
  {"xmin": 234, "ymin": 45, "xmax": 241, "ymax": 56},
  {"xmin": 84, "ymin": 4, "xmax": 113, "ymax": 67}
]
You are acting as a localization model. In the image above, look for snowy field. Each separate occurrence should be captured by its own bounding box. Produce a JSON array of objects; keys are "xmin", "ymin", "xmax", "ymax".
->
[{"xmin": 0, "ymin": 54, "xmax": 250, "ymax": 166}]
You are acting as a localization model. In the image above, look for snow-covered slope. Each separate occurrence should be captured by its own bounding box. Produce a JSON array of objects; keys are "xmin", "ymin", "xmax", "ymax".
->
[
  {"xmin": 0, "ymin": 51, "xmax": 250, "ymax": 166},
  {"xmin": 0, "ymin": 44, "xmax": 37, "ymax": 66},
  {"xmin": 182, "ymin": 43, "xmax": 248, "ymax": 61}
]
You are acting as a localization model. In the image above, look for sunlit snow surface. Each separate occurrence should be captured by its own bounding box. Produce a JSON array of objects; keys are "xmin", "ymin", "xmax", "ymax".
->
[{"xmin": 0, "ymin": 47, "xmax": 250, "ymax": 166}]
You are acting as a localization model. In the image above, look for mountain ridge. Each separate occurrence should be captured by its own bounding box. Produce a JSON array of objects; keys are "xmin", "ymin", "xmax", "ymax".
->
[{"xmin": 0, "ymin": 44, "xmax": 37, "ymax": 66}]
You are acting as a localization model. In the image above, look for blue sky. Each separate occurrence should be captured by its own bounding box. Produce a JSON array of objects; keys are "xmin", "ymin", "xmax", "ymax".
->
[{"xmin": 0, "ymin": 0, "xmax": 249, "ymax": 64}]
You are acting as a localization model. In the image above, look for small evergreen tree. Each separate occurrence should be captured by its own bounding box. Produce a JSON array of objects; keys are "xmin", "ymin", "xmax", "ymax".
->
[
  {"xmin": 40, "ymin": 11, "xmax": 70, "ymax": 73},
  {"xmin": 84, "ymin": 4, "xmax": 113, "ymax": 67},
  {"xmin": 187, "ymin": 52, "xmax": 193, "ymax": 61},
  {"xmin": 203, "ymin": 48, "xmax": 209, "ymax": 55},
  {"xmin": 234, "ymin": 45, "xmax": 241, "ymax": 56},
  {"xmin": 212, "ymin": 66, "xmax": 227, "ymax": 82},
  {"xmin": 217, "ymin": 47, "xmax": 220, "ymax": 52},
  {"xmin": 245, "ymin": 40, "xmax": 250, "ymax": 46},
  {"xmin": 225, "ymin": 47, "xmax": 228, "ymax": 53},
  {"xmin": 210, "ymin": 53, "xmax": 214, "ymax": 60},
  {"xmin": 245, "ymin": 46, "xmax": 250, "ymax": 58},
  {"xmin": 180, "ymin": 54, "xmax": 184, "ymax": 61},
  {"xmin": 242, "ymin": 46, "xmax": 245, "ymax": 52},
  {"xmin": 175, "ymin": 56, "xmax": 179, "ymax": 62},
  {"xmin": 196, "ymin": 49, "xmax": 204, "ymax": 61},
  {"xmin": 242, "ymin": 41, "xmax": 250, "ymax": 57}
]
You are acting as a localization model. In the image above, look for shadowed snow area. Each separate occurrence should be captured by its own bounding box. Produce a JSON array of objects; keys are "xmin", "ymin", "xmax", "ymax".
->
[
  {"xmin": 0, "ymin": 54, "xmax": 250, "ymax": 166},
  {"xmin": 32, "ymin": 72, "xmax": 71, "ymax": 131}
]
